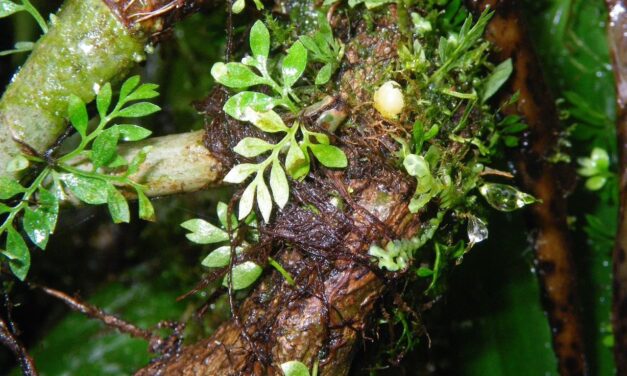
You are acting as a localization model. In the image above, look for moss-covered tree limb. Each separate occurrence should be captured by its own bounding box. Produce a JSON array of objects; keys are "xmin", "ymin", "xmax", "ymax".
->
[
  {"xmin": 71, "ymin": 131, "xmax": 224, "ymax": 198},
  {"xmin": 0, "ymin": 0, "xmax": 207, "ymax": 179},
  {"xmin": 605, "ymin": 0, "xmax": 627, "ymax": 372},
  {"xmin": 467, "ymin": 1, "xmax": 588, "ymax": 375}
]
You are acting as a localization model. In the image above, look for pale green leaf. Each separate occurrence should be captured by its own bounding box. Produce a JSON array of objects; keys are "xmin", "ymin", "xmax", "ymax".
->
[
  {"xmin": 211, "ymin": 62, "xmax": 266, "ymax": 88},
  {"xmin": 280, "ymin": 360, "xmax": 310, "ymax": 376},
  {"xmin": 59, "ymin": 173, "xmax": 108, "ymax": 205},
  {"xmin": 223, "ymin": 261, "xmax": 263, "ymax": 290},
  {"xmin": 68, "ymin": 95, "xmax": 88, "ymax": 137},
  {"xmin": 256, "ymin": 179, "xmax": 273, "ymax": 222},
  {"xmin": 201, "ymin": 246, "xmax": 232, "ymax": 268},
  {"xmin": 6, "ymin": 155, "xmax": 29, "ymax": 172},
  {"xmin": 239, "ymin": 181, "xmax": 257, "ymax": 220},
  {"xmin": 270, "ymin": 160, "xmax": 289, "ymax": 208},
  {"xmin": 107, "ymin": 186, "xmax": 130, "ymax": 224},
  {"xmin": 586, "ymin": 176, "xmax": 607, "ymax": 191},
  {"xmin": 181, "ymin": 218, "xmax": 229, "ymax": 244},
  {"xmin": 0, "ymin": 1, "xmax": 22, "ymax": 18},
  {"xmin": 233, "ymin": 137, "xmax": 275, "ymax": 158},
  {"xmin": 315, "ymin": 63, "xmax": 334, "ymax": 85},
  {"xmin": 217, "ymin": 201, "xmax": 238, "ymax": 230},
  {"xmin": 245, "ymin": 109, "xmax": 288, "ymax": 133},
  {"xmin": 250, "ymin": 20, "xmax": 270, "ymax": 58},
  {"xmin": 223, "ymin": 163, "xmax": 259, "ymax": 184},
  {"xmin": 309, "ymin": 144, "xmax": 347, "ymax": 168},
  {"xmin": 223, "ymin": 91, "xmax": 277, "ymax": 121},
  {"xmin": 232, "ymin": 0, "xmax": 245, "ymax": 13},
  {"xmin": 285, "ymin": 143, "xmax": 309, "ymax": 180},
  {"xmin": 282, "ymin": 41, "xmax": 307, "ymax": 88},
  {"xmin": 403, "ymin": 154, "xmax": 430, "ymax": 177},
  {"xmin": 126, "ymin": 146, "xmax": 152, "ymax": 176},
  {"xmin": 0, "ymin": 41, "xmax": 34, "ymax": 56}
]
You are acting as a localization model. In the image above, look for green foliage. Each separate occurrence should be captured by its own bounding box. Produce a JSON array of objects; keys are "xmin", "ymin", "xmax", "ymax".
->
[
  {"xmin": 0, "ymin": 76, "xmax": 158, "ymax": 280},
  {"xmin": 577, "ymin": 147, "xmax": 612, "ymax": 191},
  {"xmin": 298, "ymin": 14, "xmax": 345, "ymax": 85},
  {"xmin": 213, "ymin": 21, "xmax": 347, "ymax": 223},
  {"xmin": 182, "ymin": 202, "xmax": 264, "ymax": 291},
  {"xmin": 0, "ymin": 0, "xmax": 47, "ymax": 57},
  {"xmin": 280, "ymin": 361, "xmax": 311, "ymax": 376}
]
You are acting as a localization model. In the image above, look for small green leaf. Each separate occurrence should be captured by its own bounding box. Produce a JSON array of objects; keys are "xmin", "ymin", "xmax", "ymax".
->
[
  {"xmin": 223, "ymin": 164, "xmax": 259, "ymax": 184},
  {"xmin": 23, "ymin": 207, "xmax": 50, "ymax": 249},
  {"xmin": 113, "ymin": 124, "xmax": 152, "ymax": 141},
  {"xmin": 126, "ymin": 146, "xmax": 152, "ymax": 176},
  {"xmin": 416, "ymin": 267, "xmax": 434, "ymax": 277},
  {"xmin": 309, "ymin": 144, "xmax": 347, "ymax": 168},
  {"xmin": 137, "ymin": 189, "xmax": 155, "ymax": 221},
  {"xmin": 119, "ymin": 75, "xmax": 141, "ymax": 102},
  {"xmin": 38, "ymin": 188, "xmax": 59, "ymax": 234},
  {"xmin": 315, "ymin": 63, "xmax": 334, "ymax": 85},
  {"xmin": 238, "ymin": 181, "xmax": 257, "ymax": 220},
  {"xmin": 481, "ymin": 58, "xmax": 513, "ymax": 103},
  {"xmin": 0, "ymin": 177, "xmax": 25, "ymax": 199},
  {"xmin": 280, "ymin": 360, "xmax": 311, "ymax": 376},
  {"xmin": 403, "ymin": 154, "xmax": 430, "ymax": 178},
  {"xmin": 92, "ymin": 128, "xmax": 120, "ymax": 167},
  {"xmin": 223, "ymin": 261, "xmax": 263, "ymax": 290},
  {"xmin": 5, "ymin": 226, "xmax": 30, "ymax": 281},
  {"xmin": 232, "ymin": 0, "xmax": 245, "ymax": 13},
  {"xmin": 68, "ymin": 95, "xmax": 88, "ymax": 137},
  {"xmin": 270, "ymin": 160, "xmax": 289, "ymax": 208},
  {"xmin": 0, "ymin": 41, "xmax": 34, "ymax": 56},
  {"xmin": 586, "ymin": 176, "xmax": 607, "ymax": 191},
  {"xmin": 0, "ymin": 1, "xmax": 23, "ymax": 18},
  {"xmin": 6, "ymin": 155, "xmax": 29, "ymax": 172},
  {"xmin": 126, "ymin": 83, "xmax": 160, "ymax": 102},
  {"xmin": 250, "ymin": 20, "xmax": 270, "ymax": 58},
  {"xmin": 217, "ymin": 201, "xmax": 238, "ymax": 229},
  {"xmin": 285, "ymin": 143, "xmax": 309, "ymax": 180},
  {"xmin": 299, "ymin": 36, "xmax": 320, "ymax": 56},
  {"xmin": 181, "ymin": 218, "xmax": 229, "ymax": 244},
  {"xmin": 201, "ymin": 246, "xmax": 232, "ymax": 268},
  {"xmin": 246, "ymin": 110, "xmax": 288, "ymax": 133},
  {"xmin": 256, "ymin": 179, "xmax": 273, "ymax": 222},
  {"xmin": 97, "ymin": 82, "xmax": 112, "ymax": 118},
  {"xmin": 233, "ymin": 138, "xmax": 275, "ymax": 158},
  {"xmin": 107, "ymin": 185, "xmax": 130, "ymax": 224},
  {"xmin": 282, "ymin": 41, "xmax": 307, "ymax": 88},
  {"xmin": 424, "ymin": 124, "xmax": 439, "ymax": 140},
  {"xmin": 223, "ymin": 91, "xmax": 277, "ymax": 121},
  {"xmin": 211, "ymin": 62, "xmax": 266, "ymax": 88},
  {"xmin": 59, "ymin": 173, "xmax": 108, "ymax": 205},
  {"xmin": 0, "ymin": 203, "xmax": 11, "ymax": 215},
  {"xmin": 117, "ymin": 102, "xmax": 160, "ymax": 118}
]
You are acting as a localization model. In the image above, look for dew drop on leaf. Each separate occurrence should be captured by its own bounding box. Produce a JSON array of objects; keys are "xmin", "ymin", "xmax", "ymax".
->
[
  {"xmin": 479, "ymin": 183, "xmax": 536, "ymax": 212},
  {"xmin": 467, "ymin": 216, "xmax": 488, "ymax": 244}
]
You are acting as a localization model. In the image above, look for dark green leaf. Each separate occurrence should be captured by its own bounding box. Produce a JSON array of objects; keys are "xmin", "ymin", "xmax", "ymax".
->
[
  {"xmin": 59, "ymin": 173, "xmax": 108, "ymax": 205},
  {"xmin": 137, "ymin": 189, "xmax": 155, "ymax": 222},
  {"xmin": 0, "ymin": 177, "xmax": 25, "ymax": 199},
  {"xmin": 412, "ymin": 120, "xmax": 425, "ymax": 152},
  {"xmin": 68, "ymin": 95, "xmax": 88, "ymax": 137},
  {"xmin": 106, "ymin": 185, "xmax": 130, "ymax": 224},
  {"xmin": 282, "ymin": 41, "xmax": 307, "ymax": 88},
  {"xmin": 223, "ymin": 261, "xmax": 263, "ymax": 290},
  {"xmin": 117, "ymin": 102, "xmax": 160, "ymax": 118},
  {"xmin": 92, "ymin": 128, "xmax": 120, "ymax": 167},
  {"xmin": 481, "ymin": 58, "xmax": 513, "ymax": 103},
  {"xmin": 250, "ymin": 20, "xmax": 270, "ymax": 58},
  {"xmin": 113, "ymin": 124, "xmax": 152, "ymax": 141},
  {"xmin": 309, "ymin": 144, "xmax": 347, "ymax": 168},
  {"xmin": 97, "ymin": 83, "xmax": 112, "ymax": 118},
  {"xmin": 5, "ymin": 226, "xmax": 30, "ymax": 281},
  {"xmin": 211, "ymin": 62, "xmax": 266, "ymax": 88},
  {"xmin": 181, "ymin": 218, "xmax": 229, "ymax": 244},
  {"xmin": 23, "ymin": 207, "xmax": 50, "ymax": 249}
]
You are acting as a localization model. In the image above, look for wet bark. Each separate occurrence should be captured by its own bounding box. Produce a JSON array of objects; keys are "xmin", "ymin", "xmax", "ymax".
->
[
  {"xmin": 467, "ymin": 1, "xmax": 588, "ymax": 375},
  {"xmin": 605, "ymin": 0, "xmax": 627, "ymax": 373}
]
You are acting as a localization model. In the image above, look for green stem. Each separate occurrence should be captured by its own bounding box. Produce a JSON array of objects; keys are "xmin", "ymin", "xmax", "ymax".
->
[
  {"xmin": 0, "ymin": 167, "xmax": 50, "ymax": 233},
  {"xmin": 21, "ymin": 0, "xmax": 48, "ymax": 33}
]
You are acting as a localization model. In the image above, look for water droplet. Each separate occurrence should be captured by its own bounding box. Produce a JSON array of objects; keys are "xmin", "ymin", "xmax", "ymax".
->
[
  {"xmin": 467, "ymin": 216, "xmax": 488, "ymax": 244},
  {"xmin": 479, "ymin": 183, "xmax": 537, "ymax": 212}
]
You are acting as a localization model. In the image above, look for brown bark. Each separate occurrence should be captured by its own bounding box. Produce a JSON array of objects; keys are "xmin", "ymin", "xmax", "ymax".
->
[
  {"xmin": 135, "ymin": 12, "xmax": 416, "ymax": 376},
  {"xmin": 467, "ymin": 1, "xmax": 588, "ymax": 375},
  {"xmin": 605, "ymin": 0, "xmax": 627, "ymax": 373}
]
